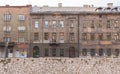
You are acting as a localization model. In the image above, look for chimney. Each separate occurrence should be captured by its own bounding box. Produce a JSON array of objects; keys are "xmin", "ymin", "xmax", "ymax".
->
[
  {"xmin": 58, "ymin": 3, "xmax": 62, "ymax": 7},
  {"xmin": 107, "ymin": 3, "xmax": 113, "ymax": 7}
]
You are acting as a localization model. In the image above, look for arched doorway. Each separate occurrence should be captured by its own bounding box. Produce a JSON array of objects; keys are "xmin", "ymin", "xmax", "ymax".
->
[
  {"xmin": 69, "ymin": 47, "xmax": 75, "ymax": 57},
  {"xmin": 33, "ymin": 46, "xmax": 40, "ymax": 58}
]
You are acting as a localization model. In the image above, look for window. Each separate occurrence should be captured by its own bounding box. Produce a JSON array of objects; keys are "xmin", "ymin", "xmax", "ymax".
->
[
  {"xmin": 3, "ymin": 26, "xmax": 11, "ymax": 32},
  {"xmin": 90, "ymin": 49, "xmax": 95, "ymax": 57},
  {"xmin": 44, "ymin": 32, "xmax": 49, "ymax": 40},
  {"xmin": 106, "ymin": 33, "xmax": 111, "ymax": 40},
  {"xmin": 51, "ymin": 33, "xmax": 56, "ymax": 43},
  {"xmin": 34, "ymin": 33, "xmax": 39, "ymax": 41},
  {"xmin": 18, "ymin": 26, "xmax": 26, "ymax": 32},
  {"xmin": 98, "ymin": 33, "xmax": 103, "ymax": 40},
  {"xmin": 45, "ymin": 48, "xmax": 49, "ymax": 56},
  {"xmin": 4, "ymin": 14, "xmax": 11, "ymax": 21},
  {"xmin": 107, "ymin": 20, "xmax": 110, "ymax": 28},
  {"xmin": 99, "ymin": 48, "xmax": 103, "ymax": 56},
  {"xmin": 18, "ymin": 37, "xmax": 24, "ymax": 42},
  {"xmin": 60, "ymin": 32, "xmax": 64, "ymax": 40},
  {"xmin": 82, "ymin": 48, "xmax": 87, "ymax": 56},
  {"xmin": 52, "ymin": 48, "xmax": 56, "ymax": 56},
  {"xmin": 60, "ymin": 21, "xmax": 64, "ymax": 28},
  {"xmin": 114, "ymin": 33, "xmax": 119, "ymax": 40},
  {"xmin": 98, "ymin": 20, "xmax": 102, "ymax": 28},
  {"xmin": 4, "ymin": 37, "xmax": 11, "ymax": 42},
  {"xmin": 106, "ymin": 48, "xmax": 111, "ymax": 56},
  {"xmin": 90, "ymin": 33, "xmax": 95, "ymax": 40},
  {"xmin": 83, "ymin": 23, "xmax": 86, "ymax": 28},
  {"xmin": 70, "ymin": 32, "xmax": 74, "ymax": 41},
  {"xmin": 60, "ymin": 48, "xmax": 64, "ymax": 56},
  {"xmin": 44, "ymin": 21, "xmax": 49, "ymax": 28},
  {"xmin": 91, "ymin": 20, "xmax": 94, "ymax": 28},
  {"xmin": 82, "ymin": 33, "xmax": 87, "ymax": 41},
  {"xmin": 52, "ymin": 21, "xmax": 56, "ymax": 28},
  {"xmin": 70, "ymin": 20, "xmax": 74, "ymax": 28},
  {"xmin": 34, "ymin": 21, "xmax": 39, "ymax": 28},
  {"xmin": 114, "ymin": 20, "xmax": 119, "ymax": 28},
  {"xmin": 115, "ymin": 49, "xmax": 119, "ymax": 57},
  {"xmin": 18, "ymin": 15, "xmax": 25, "ymax": 21}
]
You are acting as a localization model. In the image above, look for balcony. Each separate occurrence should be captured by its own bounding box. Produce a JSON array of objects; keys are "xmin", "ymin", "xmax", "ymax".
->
[
  {"xmin": 0, "ymin": 42, "xmax": 15, "ymax": 47},
  {"xmin": 49, "ymin": 40, "xmax": 59, "ymax": 46}
]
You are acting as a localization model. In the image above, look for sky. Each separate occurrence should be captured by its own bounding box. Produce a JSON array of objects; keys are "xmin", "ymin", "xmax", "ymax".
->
[{"xmin": 0, "ymin": 0, "xmax": 119, "ymax": 7}]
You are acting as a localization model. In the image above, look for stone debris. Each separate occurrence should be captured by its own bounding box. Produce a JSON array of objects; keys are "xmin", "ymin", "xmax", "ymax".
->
[{"xmin": 0, "ymin": 58, "xmax": 119, "ymax": 74}]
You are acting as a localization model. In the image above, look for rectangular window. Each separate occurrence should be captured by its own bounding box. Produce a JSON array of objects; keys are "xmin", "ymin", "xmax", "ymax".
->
[
  {"xmin": 90, "ymin": 33, "xmax": 95, "ymax": 40},
  {"xmin": 18, "ymin": 37, "xmax": 24, "ymax": 42},
  {"xmin": 70, "ymin": 32, "xmax": 74, "ymax": 41},
  {"xmin": 98, "ymin": 20, "xmax": 102, "ymax": 28},
  {"xmin": 83, "ymin": 23, "xmax": 86, "ymax": 28},
  {"xmin": 51, "ymin": 32, "xmax": 57, "ymax": 43},
  {"xmin": 60, "ymin": 20, "xmax": 64, "ymax": 28},
  {"xmin": 4, "ymin": 14, "xmax": 11, "ymax": 21},
  {"xmin": 45, "ymin": 48, "xmax": 49, "ymax": 56},
  {"xmin": 114, "ymin": 33, "xmax": 119, "ymax": 40},
  {"xmin": 3, "ymin": 26, "xmax": 11, "ymax": 32},
  {"xmin": 34, "ymin": 33, "xmax": 39, "ymax": 41},
  {"xmin": 52, "ymin": 48, "xmax": 56, "ymax": 56},
  {"xmin": 52, "ymin": 21, "xmax": 56, "ymax": 28},
  {"xmin": 106, "ymin": 33, "xmax": 111, "ymax": 40},
  {"xmin": 18, "ymin": 15, "xmax": 25, "ymax": 21},
  {"xmin": 34, "ymin": 21, "xmax": 39, "ymax": 28},
  {"xmin": 60, "ymin": 32, "xmax": 64, "ymax": 40},
  {"xmin": 60, "ymin": 48, "xmax": 64, "ymax": 56},
  {"xmin": 4, "ymin": 37, "xmax": 11, "ymax": 42},
  {"xmin": 91, "ymin": 20, "xmax": 94, "ymax": 28},
  {"xmin": 107, "ymin": 20, "xmax": 110, "ymax": 28},
  {"xmin": 18, "ymin": 26, "xmax": 26, "ymax": 32},
  {"xmin": 70, "ymin": 20, "xmax": 74, "ymax": 28},
  {"xmin": 114, "ymin": 20, "xmax": 119, "ymax": 28},
  {"xmin": 82, "ymin": 33, "xmax": 87, "ymax": 40},
  {"xmin": 44, "ymin": 32, "xmax": 49, "ymax": 40},
  {"xmin": 98, "ymin": 33, "xmax": 103, "ymax": 40},
  {"xmin": 44, "ymin": 21, "xmax": 49, "ymax": 28}
]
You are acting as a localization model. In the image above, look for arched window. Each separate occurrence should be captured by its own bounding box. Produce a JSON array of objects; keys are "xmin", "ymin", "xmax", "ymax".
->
[
  {"xmin": 82, "ymin": 48, "xmax": 87, "ymax": 56},
  {"xmin": 33, "ymin": 46, "xmax": 39, "ymax": 58},
  {"xmin": 99, "ymin": 48, "xmax": 103, "ymax": 56}
]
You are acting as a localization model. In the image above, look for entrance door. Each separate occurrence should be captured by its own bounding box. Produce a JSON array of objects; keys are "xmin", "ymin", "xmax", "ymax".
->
[
  {"xmin": 33, "ymin": 46, "xmax": 39, "ymax": 58},
  {"xmin": 69, "ymin": 47, "xmax": 75, "ymax": 57}
]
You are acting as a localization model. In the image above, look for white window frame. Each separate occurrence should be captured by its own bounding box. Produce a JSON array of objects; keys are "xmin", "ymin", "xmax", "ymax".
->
[
  {"xmin": 18, "ymin": 15, "xmax": 25, "ymax": 21},
  {"xmin": 60, "ymin": 21, "xmax": 64, "ymax": 28},
  {"xmin": 34, "ymin": 21, "xmax": 39, "ymax": 28}
]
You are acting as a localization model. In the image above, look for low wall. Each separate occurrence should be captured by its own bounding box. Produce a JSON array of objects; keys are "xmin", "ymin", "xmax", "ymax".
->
[{"xmin": 0, "ymin": 58, "xmax": 120, "ymax": 74}]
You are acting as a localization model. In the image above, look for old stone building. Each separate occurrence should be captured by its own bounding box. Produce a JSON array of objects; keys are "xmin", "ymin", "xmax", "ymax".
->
[
  {"xmin": 0, "ymin": 3, "xmax": 120, "ymax": 58},
  {"xmin": 0, "ymin": 5, "xmax": 31, "ymax": 58},
  {"xmin": 29, "ymin": 3, "xmax": 120, "ymax": 58}
]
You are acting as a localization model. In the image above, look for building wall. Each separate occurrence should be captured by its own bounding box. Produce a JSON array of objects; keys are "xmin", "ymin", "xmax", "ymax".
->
[{"xmin": 0, "ymin": 5, "xmax": 31, "ymax": 58}]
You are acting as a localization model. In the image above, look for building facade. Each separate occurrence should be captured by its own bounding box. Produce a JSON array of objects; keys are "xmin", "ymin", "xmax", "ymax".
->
[
  {"xmin": 0, "ymin": 3, "xmax": 120, "ymax": 58},
  {"xmin": 0, "ymin": 5, "xmax": 31, "ymax": 58}
]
